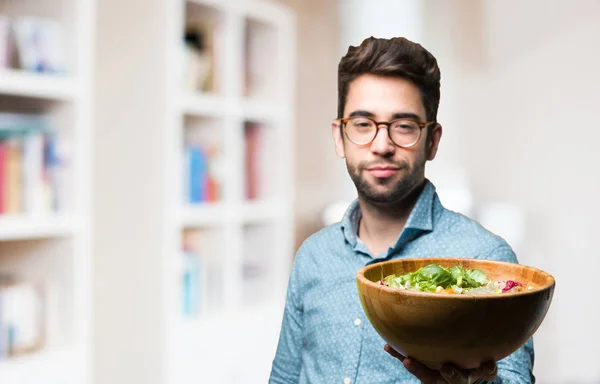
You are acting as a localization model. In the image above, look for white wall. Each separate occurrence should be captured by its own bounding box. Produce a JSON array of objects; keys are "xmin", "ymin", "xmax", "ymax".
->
[
  {"xmin": 337, "ymin": 0, "xmax": 476, "ymax": 212},
  {"xmin": 338, "ymin": 0, "xmax": 425, "ymax": 202},
  {"xmin": 459, "ymin": 2, "xmax": 600, "ymax": 382},
  {"xmin": 277, "ymin": 0, "xmax": 342, "ymax": 249},
  {"xmin": 337, "ymin": 0, "xmax": 600, "ymax": 382}
]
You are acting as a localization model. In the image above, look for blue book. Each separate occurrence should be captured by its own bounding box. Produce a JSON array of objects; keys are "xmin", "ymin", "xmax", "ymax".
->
[
  {"xmin": 43, "ymin": 132, "xmax": 59, "ymax": 210},
  {"xmin": 0, "ymin": 292, "xmax": 4, "ymax": 359},
  {"xmin": 197, "ymin": 147, "xmax": 207, "ymax": 202},
  {"xmin": 188, "ymin": 146, "xmax": 207, "ymax": 204},
  {"xmin": 182, "ymin": 251, "xmax": 202, "ymax": 316},
  {"xmin": 188, "ymin": 147, "xmax": 200, "ymax": 204}
]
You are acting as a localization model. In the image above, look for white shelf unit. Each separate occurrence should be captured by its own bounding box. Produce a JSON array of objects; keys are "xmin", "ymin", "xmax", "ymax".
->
[
  {"xmin": 0, "ymin": 69, "xmax": 79, "ymax": 101},
  {"xmin": 163, "ymin": 0, "xmax": 295, "ymax": 383},
  {"xmin": 0, "ymin": 347, "xmax": 82, "ymax": 384},
  {"xmin": 0, "ymin": 213, "xmax": 76, "ymax": 241},
  {"xmin": 0, "ymin": 0, "xmax": 93, "ymax": 383}
]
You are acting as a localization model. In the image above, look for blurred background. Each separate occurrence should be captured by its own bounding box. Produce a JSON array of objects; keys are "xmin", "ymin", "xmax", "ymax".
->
[{"xmin": 0, "ymin": 0, "xmax": 598, "ymax": 383}]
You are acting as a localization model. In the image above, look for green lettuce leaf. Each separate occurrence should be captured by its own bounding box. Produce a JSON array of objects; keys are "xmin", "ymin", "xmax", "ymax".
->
[
  {"xmin": 463, "ymin": 268, "xmax": 487, "ymax": 287},
  {"xmin": 382, "ymin": 263, "xmax": 489, "ymax": 292}
]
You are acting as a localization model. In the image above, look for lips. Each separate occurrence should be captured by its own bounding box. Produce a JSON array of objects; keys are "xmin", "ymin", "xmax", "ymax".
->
[{"xmin": 366, "ymin": 166, "xmax": 399, "ymax": 178}]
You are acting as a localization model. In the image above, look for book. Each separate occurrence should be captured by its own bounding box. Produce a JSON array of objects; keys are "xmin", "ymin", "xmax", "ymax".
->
[
  {"xmin": 204, "ymin": 144, "xmax": 221, "ymax": 202},
  {"xmin": 183, "ymin": 19, "xmax": 216, "ymax": 93},
  {"xmin": 184, "ymin": 143, "xmax": 222, "ymax": 204},
  {"xmin": 181, "ymin": 229, "xmax": 209, "ymax": 317},
  {"xmin": 186, "ymin": 146, "xmax": 207, "ymax": 204},
  {"xmin": 22, "ymin": 131, "xmax": 45, "ymax": 213},
  {"xmin": 4, "ymin": 137, "xmax": 22, "ymax": 214},
  {"xmin": 0, "ymin": 278, "xmax": 45, "ymax": 359},
  {"xmin": 0, "ymin": 142, "xmax": 6, "ymax": 214},
  {"xmin": 244, "ymin": 122, "xmax": 261, "ymax": 200},
  {"xmin": 0, "ymin": 113, "xmax": 64, "ymax": 214}
]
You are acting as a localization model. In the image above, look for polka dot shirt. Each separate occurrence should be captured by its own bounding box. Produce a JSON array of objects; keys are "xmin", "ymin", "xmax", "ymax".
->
[{"xmin": 269, "ymin": 180, "xmax": 535, "ymax": 384}]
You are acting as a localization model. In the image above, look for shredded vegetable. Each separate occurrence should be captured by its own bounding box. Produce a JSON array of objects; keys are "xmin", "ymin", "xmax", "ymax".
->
[{"xmin": 380, "ymin": 264, "xmax": 527, "ymax": 294}]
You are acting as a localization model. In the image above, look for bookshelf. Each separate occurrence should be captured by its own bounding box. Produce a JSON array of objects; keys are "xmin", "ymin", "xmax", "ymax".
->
[
  {"xmin": 0, "ymin": 213, "xmax": 75, "ymax": 240},
  {"xmin": 0, "ymin": 69, "xmax": 79, "ymax": 101},
  {"xmin": 0, "ymin": 0, "xmax": 93, "ymax": 383},
  {"xmin": 164, "ymin": 0, "xmax": 295, "ymax": 382}
]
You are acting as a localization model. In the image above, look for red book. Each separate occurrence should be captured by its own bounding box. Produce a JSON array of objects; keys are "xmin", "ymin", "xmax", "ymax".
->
[
  {"xmin": 0, "ymin": 141, "xmax": 6, "ymax": 214},
  {"xmin": 245, "ymin": 123, "xmax": 260, "ymax": 200},
  {"xmin": 4, "ymin": 138, "xmax": 22, "ymax": 214},
  {"xmin": 205, "ymin": 176, "xmax": 217, "ymax": 202}
]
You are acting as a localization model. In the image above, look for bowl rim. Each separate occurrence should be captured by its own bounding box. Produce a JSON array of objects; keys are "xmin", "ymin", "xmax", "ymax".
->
[{"xmin": 357, "ymin": 257, "xmax": 556, "ymax": 300}]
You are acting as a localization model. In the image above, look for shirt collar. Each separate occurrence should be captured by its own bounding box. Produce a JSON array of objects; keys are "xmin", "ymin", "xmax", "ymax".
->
[{"xmin": 340, "ymin": 179, "xmax": 438, "ymax": 251}]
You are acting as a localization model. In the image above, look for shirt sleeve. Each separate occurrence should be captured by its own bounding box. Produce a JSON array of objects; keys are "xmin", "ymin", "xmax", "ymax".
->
[
  {"xmin": 491, "ymin": 338, "xmax": 535, "ymax": 384},
  {"xmin": 269, "ymin": 250, "xmax": 305, "ymax": 383},
  {"xmin": 482, "ymin": 244, "xmax": 536, "ymax": 383},
  {"xmin": 481, "ymin": 243, "xmax": 519, "ymax": 264}
]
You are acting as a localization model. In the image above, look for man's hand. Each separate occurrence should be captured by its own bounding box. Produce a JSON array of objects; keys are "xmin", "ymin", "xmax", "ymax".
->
[{"xmin": 384, "ymin": 344, "xmax": 498, "ymax": 384}]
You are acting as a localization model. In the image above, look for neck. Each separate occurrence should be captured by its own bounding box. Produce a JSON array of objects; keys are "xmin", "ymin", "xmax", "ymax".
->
[{"xmin": 357, "ymin": 180, "xmax": 426, "ymax": 256}]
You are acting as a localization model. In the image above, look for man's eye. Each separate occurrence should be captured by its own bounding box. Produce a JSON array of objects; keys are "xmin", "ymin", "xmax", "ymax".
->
[
  {"xmin": 393, "ymin": 122, "xmax": 418, "ymax": 131},
  {"xmin": 350, "ymin": 119, "xmax": 372, "ymax": 128}
]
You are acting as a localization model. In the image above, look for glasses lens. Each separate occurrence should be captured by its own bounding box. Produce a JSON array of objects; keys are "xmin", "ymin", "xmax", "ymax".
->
[
  {"xmin": 390, "ymin": 119, "xmax": 421, "ymax": 147},
  {"xmin": 346, "ymin": 117, "xmax": 376, "ymax": 144}
]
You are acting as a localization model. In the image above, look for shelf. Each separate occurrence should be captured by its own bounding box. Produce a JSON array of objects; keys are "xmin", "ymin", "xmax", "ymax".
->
[
  {"xmin": 181, "ymin": 94, "xmax": 290, "ymax": 121},
  {"xmin": 241, "ymin": 98, "xmax": 289, "ymax": 122},
  {"xmin": 0, "ymin": 70, "xmax": 78, "ymax": 101},
  {"xmin": 0, "ymin": 1, "xmax": 93, "ymax": 384},
  {"xmin": 176, "ymin": 299, "xmax": 284, "ymax": 338},
  {"xmin": 0, "ymin": 214, "xmax": 76, "ymax": 241},
  {"xmin": 186, "ymin": 0, "xmax": 226, "ymax": 11},
  {"xmin": 173, "ymin": 301, "xmax": 284, "ymax": 383},
  {"xmin": 180, "ymin": 200, "xmax": 284, "ymax": 226},
  {"xmin": 242, "ymin": 199, "xmax": 284, "ymax": 223},
  {"xmin": 0, "ymin": 346, "xmax": 79, "ymax": 384},
  {"xmin": 180, "ymin": 93, "xmax": 229, "ymax": 117},
  {"xmin": 181, "ymin": 202, "xmax": 226, "ymax": 226},
  {"xmin": 163, "ymin": 1, "xmax": 295, "ymax": 383},
  {"xmin": 238, "ymin": 0, "xmax": 293, "ymax": 26}
]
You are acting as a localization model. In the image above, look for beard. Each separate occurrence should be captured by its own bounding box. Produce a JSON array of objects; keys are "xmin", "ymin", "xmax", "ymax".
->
[{"xmin": 346, "ymin": 156, "xmax": 426, "ymax": 205}]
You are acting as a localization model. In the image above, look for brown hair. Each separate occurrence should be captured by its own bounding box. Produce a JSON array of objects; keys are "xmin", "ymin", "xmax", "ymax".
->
[{"xmin": 337, "ymin": 37, "xmax": 441, "ymax": 123}]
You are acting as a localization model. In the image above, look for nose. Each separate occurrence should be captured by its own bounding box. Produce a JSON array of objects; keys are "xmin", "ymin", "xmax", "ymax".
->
[{"xmin": 369, "ymin": 125, "xmax": 395, "ymax": 156}]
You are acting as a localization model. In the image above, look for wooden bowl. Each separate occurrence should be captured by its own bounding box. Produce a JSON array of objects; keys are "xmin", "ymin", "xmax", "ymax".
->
[{"xmin": 356, "ymin": 258, "xmax": 555, "ymax": 370}]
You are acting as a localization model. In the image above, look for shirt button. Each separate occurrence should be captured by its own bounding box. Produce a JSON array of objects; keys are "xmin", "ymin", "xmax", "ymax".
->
[
  {"xmin": 344, "ymin": 377, "xmax": 351, "ymax": 384},
  {"xmin": 354, "ymin": 318, "xmax": 361, "ymax": 326}
]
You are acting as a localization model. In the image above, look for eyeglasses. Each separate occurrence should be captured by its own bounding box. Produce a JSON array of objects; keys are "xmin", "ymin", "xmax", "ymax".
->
[{"xmin": 339, "ymin": 116, "xmax": 436, "ymax": 148}]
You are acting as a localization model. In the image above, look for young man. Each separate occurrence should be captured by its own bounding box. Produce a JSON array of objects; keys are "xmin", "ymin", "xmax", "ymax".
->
[{"xmin": 269, "ymin": 37, "xmax": 534, "ymax": 384}]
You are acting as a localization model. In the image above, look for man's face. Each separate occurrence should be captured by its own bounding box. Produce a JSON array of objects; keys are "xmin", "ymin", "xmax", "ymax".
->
[{"xmin": 332, "ymin": 74, "xmax": 442, "ymax": 205}]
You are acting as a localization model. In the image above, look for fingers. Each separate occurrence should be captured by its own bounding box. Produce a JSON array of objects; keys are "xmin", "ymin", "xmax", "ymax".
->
[
  {"xmin": 383, "ymin": 344, "xmax": 405, "ymax": 362},
  {"xmin": 440, "ymin": 363, "xmax": 471, "ymax": 384},
  {"xmin": 403, "ymin": 358, "xmax": 442, "ymax": 383},
  {"xmin": 440, "ymin": 360, "xmax": 498, "ymax": 384},
  {"xmin": 474, "ymin": 360, "xmax": 498, "ymax": 382},
  {"xmin": 385, "ymin": 347, "xmax": 497, "ymax": 384},
  {"xmin": 384, "ymin": 346, "xmax": 443, "ymax": 383}
]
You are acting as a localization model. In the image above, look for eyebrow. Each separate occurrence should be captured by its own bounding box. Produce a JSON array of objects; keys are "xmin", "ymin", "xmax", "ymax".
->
[{"xmin": 347, "ymin": 110, "xmax": 424, "ymax": 122}]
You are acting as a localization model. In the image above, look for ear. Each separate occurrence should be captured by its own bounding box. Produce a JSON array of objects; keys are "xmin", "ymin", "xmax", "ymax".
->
[
  {"xmin": 426, "ymin": 123, "xmax": 443, "ymax": 161},
  {"xmin": 332, "ymin": 120, "xmax": 346, "ymax": 158}
]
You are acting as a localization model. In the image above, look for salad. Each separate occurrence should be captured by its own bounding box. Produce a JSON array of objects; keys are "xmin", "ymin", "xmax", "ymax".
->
[{"xmin": 380, "ymin": 264, "xmax": 529, "ymax": 294}]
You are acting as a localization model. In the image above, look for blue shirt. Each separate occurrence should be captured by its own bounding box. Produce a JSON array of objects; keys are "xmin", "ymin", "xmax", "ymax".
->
[{"xmin": 269, "ymin": 180, "xmax": 535, "ymax": 384}]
